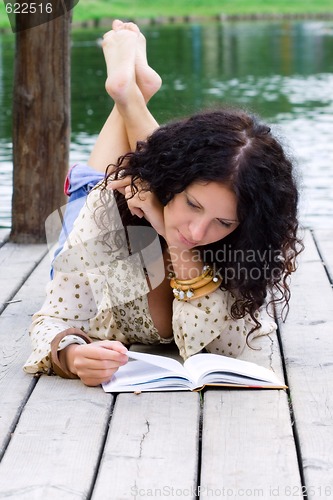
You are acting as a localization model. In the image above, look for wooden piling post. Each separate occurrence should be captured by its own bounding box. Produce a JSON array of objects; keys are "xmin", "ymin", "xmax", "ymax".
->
[{"xmin": 10, "ymin": 9, "xmax": 72, "ymax": 243}]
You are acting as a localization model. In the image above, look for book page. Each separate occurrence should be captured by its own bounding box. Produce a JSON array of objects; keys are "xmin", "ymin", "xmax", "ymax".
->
[
  {"xmin": 102, "ymin": 355, "xmax": 193, "ymax": 392},
  {"xmin": 184, "ymin": 353, "xmax": 285, "ymax": 387},
  {"xmin": 126, "ymin": 351, "xmax": 188, "ymax": 375}
]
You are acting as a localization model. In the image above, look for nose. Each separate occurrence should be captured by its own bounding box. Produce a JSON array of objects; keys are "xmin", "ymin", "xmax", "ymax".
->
[{"xmin": 189, "ymin": 217, "xmax": 210, "ymax": 244}]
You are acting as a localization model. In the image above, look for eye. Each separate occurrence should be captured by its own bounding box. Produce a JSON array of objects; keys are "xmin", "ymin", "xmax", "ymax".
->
[
  {"xmin": 216, "ymin": 219, "xmax": 233, "ymax": 228},
  {"xmin": 186, "ymin": 197, "xmax": 200, "ymax": 209}
]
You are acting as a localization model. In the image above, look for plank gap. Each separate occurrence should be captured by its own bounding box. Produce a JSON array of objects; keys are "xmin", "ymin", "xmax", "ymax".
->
[
  {"xmin": 0, "ymin": 245, "xmax": 49, "ymax": 315},
  {"xmin": 311, "ymin": 229, "xmax": 333, "ymax": 287},
  {"xmin": 0, "ymin": 229, "xmax": 10, "ymax": 247},
  {"xmin": 276, "ymin": 322, "xmax": 309, "ymax": 500},
  {"xmin": 86, "ymin": 394, "xmax": 118, "ymax": 500},
  {"xmin": 277, "ymin": 229, "xmax": 333, "ymax": 493},
  {"xmin": 0, "ymin": 375, "xmax": 39, "ymax": 462},
  {"xmin": 196, "ymin": 395, "xmax": 204, "ymax": 498},
  {"xmin": 91, "ymin": 392, "xmax": 200, "ymax": 499}
]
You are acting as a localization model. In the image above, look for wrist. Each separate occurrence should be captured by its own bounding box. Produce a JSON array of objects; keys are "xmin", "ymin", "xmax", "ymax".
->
[
  {"xmin": 50, "ymin": 329, "xmax": 92, "ymax": 379},
  {"xmin": 59, "ymin": 344, "xmax": 79, "ymax": 377}
]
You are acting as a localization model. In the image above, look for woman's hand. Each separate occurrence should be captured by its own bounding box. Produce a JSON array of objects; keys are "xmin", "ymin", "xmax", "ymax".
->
[
  {"xmin": 61, "ymin": 340, "xmax": 128, "ymax": 387},
  {"xmin": 107, "ymin": 174, "xmax": 131, "ymax": 196},
  {"xmin": 109, "ymin": 176, "xmax": 166, "ymax": 237}
]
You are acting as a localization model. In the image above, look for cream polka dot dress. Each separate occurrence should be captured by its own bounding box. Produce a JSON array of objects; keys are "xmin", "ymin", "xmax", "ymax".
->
[{"xmin": 24, "ymin": 185, "xmax": 276, "ymax": 375}]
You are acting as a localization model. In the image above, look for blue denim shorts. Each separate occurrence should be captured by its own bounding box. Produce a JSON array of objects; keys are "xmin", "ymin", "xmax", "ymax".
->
[{"xmin": 50, "ymin": 164, "xmax": 104, "ymax": 278}]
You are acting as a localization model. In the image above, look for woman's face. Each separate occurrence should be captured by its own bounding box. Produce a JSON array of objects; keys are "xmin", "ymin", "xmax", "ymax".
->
[{"xmin": 163, "ymin": 181, "xmax": 239, "ymax": 249}]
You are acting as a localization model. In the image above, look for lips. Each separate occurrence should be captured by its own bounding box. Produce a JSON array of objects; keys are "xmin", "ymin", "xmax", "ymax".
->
[{"xmin": 178, "ymin": 231, "xmax": 198, "ymax": 247}]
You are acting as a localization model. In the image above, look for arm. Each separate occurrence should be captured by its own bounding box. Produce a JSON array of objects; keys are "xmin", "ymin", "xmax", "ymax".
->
[
  {"xmin": 24, "ymin": 258, "xmax": 129, "ymax": 386},
  {"xmin": 24, "ymin": 187, "xmax": 130, "ymax": 386}
]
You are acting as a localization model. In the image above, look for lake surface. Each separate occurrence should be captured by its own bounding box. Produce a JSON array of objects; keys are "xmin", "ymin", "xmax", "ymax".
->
[{"xmin": 1, "ymin": 19, "xmax": 333, "ymax": 228}]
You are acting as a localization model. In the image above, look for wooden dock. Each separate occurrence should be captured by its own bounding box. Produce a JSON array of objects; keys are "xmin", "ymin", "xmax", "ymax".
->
[{"xmin": 0, "ymin": 228, "xmax": 332, "ymax": 499}]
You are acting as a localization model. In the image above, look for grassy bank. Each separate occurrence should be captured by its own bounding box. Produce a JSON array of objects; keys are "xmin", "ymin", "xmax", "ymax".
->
[
  {"xmin": 72, "ymin": 0, "xmax": 333, "ymax": 22},
  {"xmin": 1, "ymin": 0, "xmax": 333, "ymax": 30}
]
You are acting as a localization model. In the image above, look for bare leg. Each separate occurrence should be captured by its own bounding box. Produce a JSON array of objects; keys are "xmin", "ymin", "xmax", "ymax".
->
[
  {"xmin": 103, "ymin": 24, "xmax": 160, "ymax": 152},
  {"xmin": 88, "ymin": 107, "xmax": 128, "ymax": 173},
  {"xmin": 89, "ymin": 21, "xmax": 161, "ymax": 172},
  {"xmin": 99, "ymin": 23, "xmax": 174, "ymax": 335},
  {"xmin": 112, "ymin": 20, "xmax": 162, "ymax": 103}
]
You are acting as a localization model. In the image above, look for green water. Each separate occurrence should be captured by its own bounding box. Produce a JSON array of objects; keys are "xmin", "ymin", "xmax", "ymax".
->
[{"xmin": 1, "ymin": 20, "xmax": 333, "ymax": 228}]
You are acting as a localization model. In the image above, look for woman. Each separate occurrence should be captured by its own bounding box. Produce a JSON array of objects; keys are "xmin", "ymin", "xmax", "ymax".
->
[{"xmin": 24, "ymin": 21, "xmax": 302, "ymax": 386}]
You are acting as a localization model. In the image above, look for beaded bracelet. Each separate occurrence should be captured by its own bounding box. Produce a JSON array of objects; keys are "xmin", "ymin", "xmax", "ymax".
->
[{"xmin": 169, "ymin": 265, "xmax": 222, "ymax": 302}]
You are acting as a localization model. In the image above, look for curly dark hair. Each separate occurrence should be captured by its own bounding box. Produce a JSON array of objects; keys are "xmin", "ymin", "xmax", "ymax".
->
[{"xmin": 102, "ymin": 108, "xmax": 303, "ymax": 330}]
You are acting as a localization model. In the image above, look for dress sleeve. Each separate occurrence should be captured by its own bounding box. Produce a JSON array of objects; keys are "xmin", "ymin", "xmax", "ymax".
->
[
  {"xmin": 23, "ymin": 269, "xmax": 97, "ymax": 374},
  {"xmin": 23, "ymin": 185, "xmax": 127, "ymax": 374},
  {"xmin": 172, "ymin": 287, "xmax": 276, "ymax": 360}
]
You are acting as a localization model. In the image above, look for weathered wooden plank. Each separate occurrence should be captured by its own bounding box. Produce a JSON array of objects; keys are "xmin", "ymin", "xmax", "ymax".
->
[
  {"xmin": 0, "ymin": 252, "xmax": 50, "ymax": 458},
  {"xmin": 278, "ymin": 229, "xmax": 333, "ymax": 497},
  {"xmin": 0, "ymin": 376, "xmax": 113, "ymax": 499},
  {"xmin": 0, "ymin": 228, "xmax": 10, "ymax": 246},
  {"xmin": 201, "ymin": 390, "xmax": 302, "ymax": 499},
  {"xmin": 313, "ymin": 228, "xmax": 333, "ymax": 284},
  {"xmin": 92, "ymin": 392, "xmax": 201, "ymax": 500},
  {"xmin": 0, "ymin": 242, "xmax": 48, "ymax": 312},
  {"xmin": 237, "ymin": 311, "xmax": 283, "ymax": 369},
  {"xmin": 200, "ymin": 324, "xmax": 302, "ymax": 498},
  {"xmin": 298, "ymin": 228, "xmax": 323, "ymax": 263}
]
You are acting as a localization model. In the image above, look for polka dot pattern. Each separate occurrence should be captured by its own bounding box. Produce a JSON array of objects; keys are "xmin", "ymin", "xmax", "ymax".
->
[{"xmin": 23, "ymin": 184, "xmax": 277, "ymax": 374}]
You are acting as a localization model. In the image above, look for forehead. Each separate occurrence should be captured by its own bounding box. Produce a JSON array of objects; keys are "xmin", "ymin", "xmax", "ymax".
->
[{"xmin": 186, "ymin": 181, "xmax": 238, "ymax": 220}]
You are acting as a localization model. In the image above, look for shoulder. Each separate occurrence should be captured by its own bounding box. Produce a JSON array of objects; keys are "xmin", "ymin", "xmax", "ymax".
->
[{"xmin": 73, "ymin": 183, "xmax": 123, "ymax": 236}]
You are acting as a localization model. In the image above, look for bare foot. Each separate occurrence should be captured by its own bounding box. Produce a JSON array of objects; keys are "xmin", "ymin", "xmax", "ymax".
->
[
  {"xmin": 112, "ymin": 19, "xmax": 162, "ymax": 103},
  {"xmin": 102, "ymin": 26, "xmax": 140, "ymax": 106},
  {"xmin": 136, "ymin": 31, "xmax": 162, "ymax": 102}
]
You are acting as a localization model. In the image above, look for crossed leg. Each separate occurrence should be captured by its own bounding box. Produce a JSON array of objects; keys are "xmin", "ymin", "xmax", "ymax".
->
[{"xmin": 89, "ymin": 20, "xmax": 161, "ymax": 172}]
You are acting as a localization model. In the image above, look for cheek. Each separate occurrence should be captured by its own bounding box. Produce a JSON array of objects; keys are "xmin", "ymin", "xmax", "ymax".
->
[
  {"xmin": 164, "ymin": 201, "xmax": 183, "ymax": 226},
  {"xmin": 163, "ymin": 205, "xmax": 170, "ymax": 222},
  {"xmin": 210, "ymin": 224, "xmax": 236, "ymax": 243},
  {"xmin": 163, "ymin": 206, "xmax": 174, "ymax": 231}
]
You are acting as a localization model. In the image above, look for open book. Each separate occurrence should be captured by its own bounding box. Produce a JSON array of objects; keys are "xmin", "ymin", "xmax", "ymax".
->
[{"xmin": 102, "ymin": 351, "xmax": 286, "ymax": 392}]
